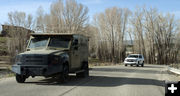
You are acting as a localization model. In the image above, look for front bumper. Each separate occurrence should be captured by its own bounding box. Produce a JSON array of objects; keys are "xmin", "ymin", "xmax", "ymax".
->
[
  {"xmin": 124, "ymin": 61, "xmax": 138, "ymax": 65},
  {"xmin": 12, "ymin": 64, "xmax": 63, "ymax": 76}
]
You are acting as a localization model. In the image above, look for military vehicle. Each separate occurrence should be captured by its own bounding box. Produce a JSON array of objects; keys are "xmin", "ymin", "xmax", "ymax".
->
[{"xmin": 12, "ymin": 33, "xmax": 89, "ymax": 83}]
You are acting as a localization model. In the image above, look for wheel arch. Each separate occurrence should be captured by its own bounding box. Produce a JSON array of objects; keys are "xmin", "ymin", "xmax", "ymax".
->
[{"xmin": 81, "ymin": 61, "xmax": 88, "ymax": 69}]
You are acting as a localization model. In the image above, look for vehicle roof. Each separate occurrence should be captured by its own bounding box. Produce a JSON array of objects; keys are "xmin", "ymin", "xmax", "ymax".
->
[
  {"xmin": 128, "ymin": 54, "xmax": 142, "ymax": 55},
  {"xmin": 31, "ymin": 33, "xmax": 79, "ymax": 36},
  {"xmin": 31, "ymin": 33, "xmax": 89, "ymax": 40}
]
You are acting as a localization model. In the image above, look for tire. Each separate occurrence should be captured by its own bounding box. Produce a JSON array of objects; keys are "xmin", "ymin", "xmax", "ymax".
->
[
  {"xmin": 141, "ymin": 62, "xmax": 144, "ymax": 67},
  {"xmin": 16, "ymin": 74, "xmax": 26, "ymax": 83},
  {"xmin": 76, "ymin": 62, "xmax": 89, "ymax": 78},
  {"xmin": 60, "ymin": 64, "xmax": 69, "ymax": 83},
  {"xmin": 136, "ymin": 62, "xmax": 139, "ymax": 67},
  {"xmin": 125, "ymin": 64, "xmax": 127, "ymax": 66}
]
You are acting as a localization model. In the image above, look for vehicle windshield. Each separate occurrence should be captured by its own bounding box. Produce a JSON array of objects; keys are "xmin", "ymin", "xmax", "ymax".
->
[
  {"xmin": 48, "ymin": 37, "xmax": 70, "ymax": 48},
  {"xmin": 28, "ymin": 37, "xmax": 49, "ymax": 49},
  {"xmin": 28, "ymin": 37, "xmax": 71, "ymax": 49},
  {"xmin": 128, "ymin": 55, "xmax": 139, "ymax": 58}
]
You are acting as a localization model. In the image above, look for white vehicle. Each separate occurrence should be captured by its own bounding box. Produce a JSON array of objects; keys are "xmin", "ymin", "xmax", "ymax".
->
[{"xmin": 124, "ymin": 54, "xmax": 144, "ymax": 67}]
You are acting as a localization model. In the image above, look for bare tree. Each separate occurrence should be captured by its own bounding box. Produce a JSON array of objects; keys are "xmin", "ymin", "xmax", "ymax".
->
[
  {"xmin": 35, "ymin": 6, "xmax": 45, "ymax": 32},
  {"xmin": 6, "ymin": 11, "xmax": 34, "ymax": 62},
  {"xmin": 131, "ymin": 7, "xmax": 179, "ymax": 65},
  {"xmin": 7, "ymin": 11, "xmax": 33, "ymax": 29},
  {"xmin": 94, "ymin": 7, "xmax": 131, "ymax": 63},
  {"xmin": 5, "ymin": 2, "xmax": 180, "ymax": 65},
  {"xmin": 38, "ymin": 0, "xmax": 89, "ymax": 34}
]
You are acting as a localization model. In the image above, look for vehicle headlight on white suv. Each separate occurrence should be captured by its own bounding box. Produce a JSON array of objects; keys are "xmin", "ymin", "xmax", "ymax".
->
[
  {"xmin": 124, "ymin": 59, "xmax": 127, "ymax": 62},
  {"xmin": 134, "ymin": 59, "xmax": 138, "ymax": 62}
]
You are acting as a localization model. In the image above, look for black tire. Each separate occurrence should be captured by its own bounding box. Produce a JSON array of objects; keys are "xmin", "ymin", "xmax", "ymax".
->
[
  {"xmin": 136, "ymin": 61, "xmax": 140, "ymax": 67},
  {"xmin": 76, "ymin": 62, "xmax": 89, "ymax": 78},
  {"xmin": 125, "ymin": 64, "xmax": 127, "ymax": 66},
  {"xmin": 60, "ymin": 64, "xmax": 69, "ymax": 83},
  {"xmin": 16, "ymin": 74, "xmax": 26, "ymax": 83},
  {"xmin": 141, "ymin": 62, "xmax": 144, "ymax": 67}
]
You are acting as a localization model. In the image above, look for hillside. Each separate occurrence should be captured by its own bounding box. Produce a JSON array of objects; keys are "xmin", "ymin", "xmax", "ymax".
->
[
  {"xmin": 0, "ymin": 37, "xmax": 9, "ymax": 66},
  {"xmin": 0, "ymin": 37, "xmax": 8, "ymax": 55}
]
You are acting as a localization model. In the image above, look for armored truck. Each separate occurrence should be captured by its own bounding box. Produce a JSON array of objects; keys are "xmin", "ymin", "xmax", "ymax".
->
[{"xmin": 12, "ymin": 33, "xmax": 89, "ymax": 83}]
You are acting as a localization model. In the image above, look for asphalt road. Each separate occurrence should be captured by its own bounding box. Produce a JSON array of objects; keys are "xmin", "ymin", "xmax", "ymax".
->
[{"xmin": 0, "ymin": 64, "xmax": 180, "ymax": 96}]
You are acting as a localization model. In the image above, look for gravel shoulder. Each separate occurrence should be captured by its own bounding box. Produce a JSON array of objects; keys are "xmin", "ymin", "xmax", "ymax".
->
[{"xmin": 0, "ymin": 67, "xmax": 13, "ymax": 79}]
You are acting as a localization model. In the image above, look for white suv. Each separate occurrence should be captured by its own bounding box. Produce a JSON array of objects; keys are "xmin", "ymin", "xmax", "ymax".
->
[{"xmin": 124, "ymin": 54, "xmax": 144, "ymax": 67}]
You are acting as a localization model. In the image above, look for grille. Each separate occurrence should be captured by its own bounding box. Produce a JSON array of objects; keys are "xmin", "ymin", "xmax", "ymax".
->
[
  {"xmin": 22, "ymin": 54, "xmax": 48, "ymax": 65},
  {"xmin": 26, "ymin": 60, "xmax": 43, "ymax": 62},
  {"xmin": 127, "ymin": 59, "xmax": 135, "ymax": 62}
]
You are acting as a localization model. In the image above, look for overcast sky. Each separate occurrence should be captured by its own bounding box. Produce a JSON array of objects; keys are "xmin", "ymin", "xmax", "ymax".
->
[{"xmin": 0, "ymin": 0, "xmax": 180, "ymax": 25}]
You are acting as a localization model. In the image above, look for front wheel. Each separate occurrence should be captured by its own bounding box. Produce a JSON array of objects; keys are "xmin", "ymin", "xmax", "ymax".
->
[
  {"xmin": 60, "ymin": 64, "xmax": 69, "ymax": 83},
  {"xmin": 136, "ymin": 61, "xmax": 140, "ymax": 67},
  {"xmin": 16, "ymin": 74, "xmax": 26, "ymax": 83}
]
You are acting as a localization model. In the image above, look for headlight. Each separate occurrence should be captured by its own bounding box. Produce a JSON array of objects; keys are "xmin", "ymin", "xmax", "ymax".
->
[
  {"xmin": 15, "ymin": 55, "xmax": 22, "ymax": 64},
  {"xmin": 134, "ymin": 59, "xmax": 138, "ymax": 62},
  {"xmin": 48, "ymin": 55, "xmax": 59, "ymax": 66},
  {"xmin": 124, "ymin": 59, "xmax": 127, "ymax": 62},
  {"xmin": 53, "ymin": 56, "xmax": 59, "ymax": 62}
]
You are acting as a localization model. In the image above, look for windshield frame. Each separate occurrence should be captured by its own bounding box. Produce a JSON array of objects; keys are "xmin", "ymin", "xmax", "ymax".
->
[
  {"xmin": 27, "ymin": 36, "xmax": 71, "ymax": 50},
  {"xmin": 127, "ymin": 55, "xmax": 139, "ymax": 58},
  {"xmin": 27, "ymin": 37, "xmax": 50, "ymax": 50}
]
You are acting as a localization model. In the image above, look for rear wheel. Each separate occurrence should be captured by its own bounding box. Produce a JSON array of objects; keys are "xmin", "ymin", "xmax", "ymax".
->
[
  {"xmin": 60, "ymin": 64, "xmax": 69, "ymax": 83},
  {"xmin": 125, "ymin": 64, "xmax": 127, "ymax": 66},
  {"xmin": 76, "ymin": 62, "xmax": 89, "ymax": 78},
  {"xmin": 141, "ymin": 61, "xmax": 144, "ymax": 67},
  {"xmin": 16, "ymin": 74, "xmax": 26, "ymax": 83}
]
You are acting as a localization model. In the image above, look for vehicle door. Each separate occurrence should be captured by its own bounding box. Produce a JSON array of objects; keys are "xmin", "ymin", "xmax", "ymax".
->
[{"xmin": 70, "ymin": 38, "xmax": 80, "ymax": 69}]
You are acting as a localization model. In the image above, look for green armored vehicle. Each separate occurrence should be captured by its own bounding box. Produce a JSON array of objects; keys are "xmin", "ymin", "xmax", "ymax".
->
[{"xmin": 12, "ymin": 33, "xmax": 89, "ymax": 83}]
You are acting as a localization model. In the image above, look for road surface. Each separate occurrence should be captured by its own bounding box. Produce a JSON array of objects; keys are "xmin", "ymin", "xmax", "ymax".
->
[{"xmin": 0, "ymin": 64, "xmax": 179, "ymax": 96}]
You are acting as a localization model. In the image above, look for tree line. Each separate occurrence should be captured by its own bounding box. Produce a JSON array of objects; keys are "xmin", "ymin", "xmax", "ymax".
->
[{"xmin": 5, "ymin": 0, "xmax": 180, "ymax": 65}]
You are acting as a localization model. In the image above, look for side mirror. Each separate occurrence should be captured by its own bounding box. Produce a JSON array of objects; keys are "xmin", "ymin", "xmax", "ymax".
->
[
  {"xmin": 26, "ymin": 40, "xmax": 29, "ymax": 45},
  {"xmin": 73, "ymin": 39, "xmax": 78, "ymax": 45},
  {"xmin": 73, "ymin": 39, "xmax": 78, "ymax": 50}
]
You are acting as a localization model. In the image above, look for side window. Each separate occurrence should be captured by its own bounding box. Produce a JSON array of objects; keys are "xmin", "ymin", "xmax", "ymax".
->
[
  {"xmin": 139, "ymin": 55, "xmax": 142, "ymax": 59},
  {"xmin": 49, "ymin": 38, "xmax": 70, "ymax": 48},
  {"xmin": 72, "ymin": 39, "xmax": 79, "ymax": 50}
]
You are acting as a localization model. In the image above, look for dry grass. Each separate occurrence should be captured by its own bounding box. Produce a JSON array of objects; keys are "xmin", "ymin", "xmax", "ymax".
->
[
  {"xmin": 89, "ymin": 62, "xmax": 123, "ymax": 68},
  {"xmin": 88, "ymin": 57, "xmax": 123, "ymax": 68},
  {"xmin": 0, "ymin": 68, "xmax": 14, "ymax": 79},
  {"xmin": 169, "ymin": 64, "xmax": 180, "ymax": 69}
]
